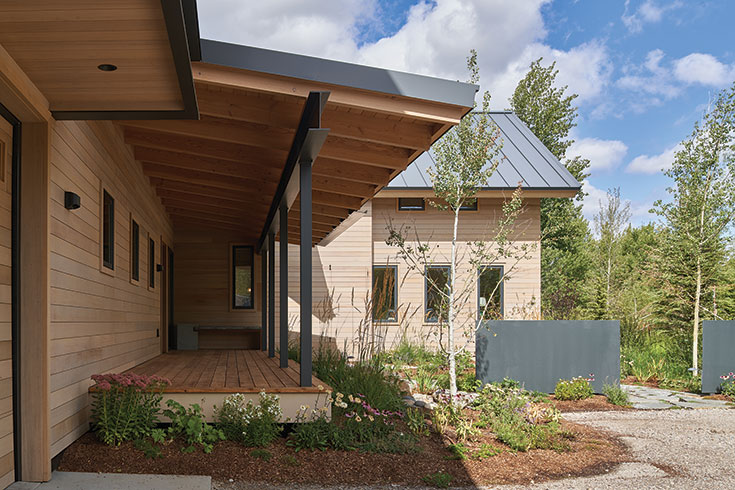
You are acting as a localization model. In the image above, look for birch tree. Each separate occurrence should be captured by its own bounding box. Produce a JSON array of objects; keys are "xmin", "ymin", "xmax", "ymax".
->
[
  {"xmin": 652, "ymin": 83, "xmax": 735, "ymax": 376},
  {"xmin": 593, "ymin": 187, "xmax": 631, "ymax": 317},
  {"xmin": 385, "ymin": 51, "xmax": 532, "ymax": 401}
]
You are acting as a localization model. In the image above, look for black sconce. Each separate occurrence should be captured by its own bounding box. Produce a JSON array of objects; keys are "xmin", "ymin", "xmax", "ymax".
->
[
  {"xmin": 156, "ymin": 264, "xmax": 164, "ymax": 272},
  {"xmin": 64, "ymin": 191, "xmax": 81, "ymax": 210}
]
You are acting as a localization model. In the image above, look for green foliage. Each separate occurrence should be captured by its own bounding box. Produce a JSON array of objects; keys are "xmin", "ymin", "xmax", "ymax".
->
[
  {"xmin": 89, "ymin": 373, "xmax": 168, "ymax": 446},
  {"xmin": 510, "ymin": 58, "xmax": 592, "ymax": 320},
  {"xmin": 554, "ymin": 377, "xmax": 594, "ymax": 401},
  {"xmin": 249, "ymin": 449, "xmax": 272, "ymax": 461},
  {"xmin": 719, "ymin": 372, "xmax": 735, "ymax": 399},
  {"xmin": 474, "ymin": 443, "xmax": 504, "ymax": 459},
  {"xmin": 287, "ymin": 415, "xmax": 331, "ymax": 452},
  {"xmin": 163, "ymin": 400, "xmax": 225, "ymax": 454},
  {"xmin": 133, "ymin": 438, "xmax": 163, "ymax": 459},
  {"xmin": 404, "ymin": 407, "xmax": 430, "ymax": 436},
  {"xmin": 602, "ymin": 383, "xmax": 630, "ymax": 407},
  {"xmin": 422, "ymin": 471, "xmax": 453, "ymax": 489},
  {"xmin": 213, "ymin": 392, "xmax": 282, "ymax": 447},
  {"xmin": 447, "ymin": 442, "xmax": 470, "ymax": 460}
]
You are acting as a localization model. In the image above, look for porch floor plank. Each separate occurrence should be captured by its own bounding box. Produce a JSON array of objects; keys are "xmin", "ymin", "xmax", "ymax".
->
[{"xmin": 122, "ymin": 349, "xmax": 330, "ymax": 394}]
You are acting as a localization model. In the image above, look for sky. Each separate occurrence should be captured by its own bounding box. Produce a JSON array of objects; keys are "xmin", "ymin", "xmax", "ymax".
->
[{"xmin": 197, "ymin": 0, "xmax": 735, "ymax": 227}]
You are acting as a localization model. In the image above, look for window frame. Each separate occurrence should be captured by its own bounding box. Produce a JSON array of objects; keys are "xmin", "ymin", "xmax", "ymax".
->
[
  {"xmin": 424, "ymin": 265, "xmax": 450, "ymax": 324},
  {"xmin": 477, "ymin": 265, "xmax": 504, "ymax": 321},
  {"xmin": 148, "ymin": 235, "xmax": 156, "ymax": 290},
  {"xmin": 397, "ymin": 197, "xmax": 426, "ymax": 211},
  {"xmin": 459, "ymin": 199, "xmax": 479, "ymax": 211},
  {"xmin": 372, "ymin": 265, "xmax": 398, "ymax": 323},
  {"xmin": 100, "ymin": 188, "xmax": 115, "ymax": 273},
  {"xmin": 231, "ymin": 244, "xmax": 255, "ymax": 310},
  {"xmin": 130, "ymin": 215, "xmax": 140, "ymax": 284}
]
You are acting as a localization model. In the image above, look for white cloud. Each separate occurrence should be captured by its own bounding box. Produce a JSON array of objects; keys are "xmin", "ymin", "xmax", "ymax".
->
[
  {"xmin": 674, "ymin": 53, "xmax": 735, "ymax": 87},
  {"xmin": 196, "ymin": 0, "xmax": 612, "ymax": 110},
  {"xmin": 567, "ymin": 137, "xmax": 628, "ymax": 171},
  {"xmin": 581, "ymin": 179, "xmax": 611, "ymax": 222},
  {"xmin": 625, "ymin": 144, "xmax": 680, "ymax": 174},
  {"xmin": 622, "ymin": 0, "xmax": 681, "ymax": 33}
]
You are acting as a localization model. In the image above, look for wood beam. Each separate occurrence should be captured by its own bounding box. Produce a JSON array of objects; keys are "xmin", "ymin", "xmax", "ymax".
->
[
  {"xmin": 311, "ymin": 190, "xmax": 363, "ymax": 210},
  {"xmin": 160, "ymin": 198, "xmax": 257, "ymax": 219},
  {"xmin": 133, "ymin": 147, "xmax": 282, "ymax": 182},
  {"xmin": 321, "ymin": 134, "xmax": 411, "ymax": 169},
  {"xmin": 166, "ymin": 208, "xmax": 253, "ymax": 227},
  {"xmin": 142, "ymin": 162, "xmax": 277, "ymax": 193},
  {"xmin": 172, "ymin": 217, "xmax": 255, "ymax": 234},
  {"xmin": 149, "ymin": 179, "xmax": 274, "ymax": 205},
  {"xmin": 195, "ymin": 86, "xmax": 433, "ymax": 150},
  {"xmin": 123, "ymin": 127, "xmax": 286, "ymax": 168},
  {"xmin": 193, "ymin": 62, "xmax": 466, "ymax": 126}
]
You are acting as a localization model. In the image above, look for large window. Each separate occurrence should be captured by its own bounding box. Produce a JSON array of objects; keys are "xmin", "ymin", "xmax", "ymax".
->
[
  {"xmin": 130, "ymin": 218, "xmax": 139, "ymax": 282},
  {"xmin": 148, "ymin": 237, "xmax": 156, "ymax": 289},
  {"xmin": 397, "ymin": 197, "xmax": 425, "ymax": 211},
  {"xmin": 102, "ymin": 189, "xmax": 114, "ymax": 270},
  {"xmin": 478, "ymin": 266, "xmax": 503, "ymax": 320},
  {"xmin": 232, "ymin": 245, "xmax": 254, "ymax": 309},
  {"xmin": 372, "ymin": 265, "xmax": 397, "ymax": 322},
  {"xmin": 425, "ymin": 265, "xmax": 450, "ymax": 323}
]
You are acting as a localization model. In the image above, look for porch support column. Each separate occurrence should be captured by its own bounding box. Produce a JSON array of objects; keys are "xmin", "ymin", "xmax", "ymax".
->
[
  {"xmin": 260, "ymin": 246, "xmax": 267, "ymax": 351},
  {"xmin": 279, "ymin": 202, "xmax": 289, "ymax": 368},
  {"xmin": 299, "ymin": 158, "xmax": 313, "ymax": 387},
  {"xmin": 268, "ymin": 231, "xmax": 275, "ymax": 358}
]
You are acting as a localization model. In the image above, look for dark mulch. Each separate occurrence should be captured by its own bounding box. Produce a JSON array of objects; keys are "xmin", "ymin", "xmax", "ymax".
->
[
  {"xmin": 551, "ymin": 395, "xmax": 634, "ymax": 413},
  {"xmin": 59, "ymin": 420, "xmax": 630, "ymax": 487}
]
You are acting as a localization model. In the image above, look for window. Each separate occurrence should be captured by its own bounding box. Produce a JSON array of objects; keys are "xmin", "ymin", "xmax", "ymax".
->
[
  {"xmin": 372, "ymin": 265, "xmax": 398, "ymax": 322},
  {"xmin": 232, "ymin": 245, "xmax": 254, "ymax": 309},
  {"xmin": 425, "ymin": 265, "xmax": 450, "ymax": 323},
  {"xmin": 397, "ymin": 197, "xmax": 425, "ymax": 211},
  {"xmin": 460, "ymin": 199, "xmax": 478, "ymax": 211},
  {"xmin": 478, "ymin": 266, "xmax": 503, "ymax": 320},
  {"xmin": 148, "ymin": 237, "xmax": 155, "ymax": 289},
  {"xmin": 130, "ymin": 218, "xmax": 140, "ymax": 282},
  {"xmin": 102, "ymin": 190, "xmax": 114, "ymax": 270}
]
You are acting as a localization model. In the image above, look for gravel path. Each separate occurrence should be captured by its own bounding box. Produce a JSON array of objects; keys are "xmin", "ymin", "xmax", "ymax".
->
[{"xmin": 214, "ymin": 408, "xmax": 735, "ymax": 490}]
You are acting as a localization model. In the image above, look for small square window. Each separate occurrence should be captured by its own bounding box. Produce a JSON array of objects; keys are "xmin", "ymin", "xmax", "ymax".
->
[
  {"xmin": 397, "ymin": 197, "xmax": 425, "ymax": 211},
  {"xmin": 460, "ymin": 199, "xmax": 478, "ymax": 211}
]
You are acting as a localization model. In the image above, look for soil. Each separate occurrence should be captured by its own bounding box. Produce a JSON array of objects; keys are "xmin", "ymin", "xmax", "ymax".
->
[
  {"xmin": 551, "ymin": 395, "xmax": 634, "ymax": 413},
  {"xmin": 59, "ymin": 419, "xmax": 630, "ymax": 487}
]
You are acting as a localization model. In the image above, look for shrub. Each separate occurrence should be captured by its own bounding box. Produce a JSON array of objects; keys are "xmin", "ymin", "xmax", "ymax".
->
[
  {"xmin": 719, "ymin": 372, "xmax": 735, "ymax": 399},
  {"xmin": 422, "ymin": 471, "xmax": 453, "ymax": 488},
  {"xmin": 90, "ymin": 373, "xmax": 169, "ymax": 446},
  {"xmin": 249, "ymin": 449, "xmax": 272, "ymax": 461},
  {"xmin": 554, "ymin": 376, "xmax": 594, "ymax": 401},
  {"xmin": 603, "ymin": 383, "xmax": 631, "ymax": 407},
  {"xmin": 287, "ymin": 412, "xmax": 331, "ymax": 452},
  {"xmin": 214, "ymin": 392, "xmax": 282, "ymax": 447},
  {"xmin": 163, "ymin": 400, "xmax": 225, "ymax": 453},
  {"xmin": 405, "ymin": 407, "xmax": 429, "ymax": 436}
]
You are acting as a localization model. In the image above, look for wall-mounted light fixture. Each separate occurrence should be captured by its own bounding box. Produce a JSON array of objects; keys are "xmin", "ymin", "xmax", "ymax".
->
[
  {"xmin": 156, "ymin": 264, "xmax": 164, "ymax": 272},
  {"xmin": 97, "ymin": 63, "xmax": 118, "ymax": 72},
  {"xmin": 64, "ymin": 191, "xmax": 81, "ymax": 210}
]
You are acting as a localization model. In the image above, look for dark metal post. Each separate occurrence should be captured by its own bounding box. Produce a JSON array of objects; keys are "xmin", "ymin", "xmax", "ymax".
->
[
  {"xmin": 279, "ymin": 202, "xmax": 289, "ymax": 368},
  {"xmin": 299, "ymin": 158, "xmax": 313, "ymax": 386},
  {"xmin": 260, "ymin": 246, "xmax": 267, "ymax": 351},
  {"xmin": 268, "ymin": 232, "xmax": 275, "ymax": 358}
]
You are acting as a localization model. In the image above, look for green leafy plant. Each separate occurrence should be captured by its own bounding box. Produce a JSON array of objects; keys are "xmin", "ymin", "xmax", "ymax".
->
[
  {"xmin": 249, "ymin": 449, "xmax": 272, "ymax": 461},
  {"xmin": 474, "ymin": 443, "xmax": 504, "ymax": 459},
  {"xmin": 602, "ymin": 383, "xmax": 631, "ymax": 407},
  {"xmin": 282, "ymin": 454, "xmax": 300, "ymax": 467},
  {"xmin": 405, "ymin": 407, "xmax": 429, "ymax": 436},
  {"xmin": 287, "ymin": 414, "xmax": 331, "ymax": 452},
  {"xmin": 422, "ymin": 471, "xmax": 453, "ymax": 489},
  {"xmin": 554, "ymin": 376, "xmax": 594, "ymax": 401},
  {"xmin": 133, "ymin": 438, "xmax": 163, "ymax": 459},
  {"xmin": 447, "ymin": 442, "xmax": 470, "ymax": 461},
  {"xmin": 408, "ymin": 368, "xmax": 439, "ymax": 393},
  {"xmin": 214, "ymin": 392, "xmax": 282, "ymax": 447},
  {"xmin": 163, "ymin": 400, "xmax": 225, "ymax": 453},
  {"xmin": 720, "ymin": 372, "xmax": 735, "ymax": 399},
  {"xmin": 89, "ymin": 373, "xmax": 169, "ymax": 446}
]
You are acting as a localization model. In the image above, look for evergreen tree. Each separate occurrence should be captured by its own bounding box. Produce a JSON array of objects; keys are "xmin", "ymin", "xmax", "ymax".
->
[{"xmin": 510, "ymin": 59, "xmax": 591, "ymax": 319}]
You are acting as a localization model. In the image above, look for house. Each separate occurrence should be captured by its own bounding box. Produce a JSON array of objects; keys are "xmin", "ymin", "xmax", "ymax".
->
[
  {"xmin": 0, "ymin": 0, "xmax": 481, "ymax": 485},
  {"xmin": 273, "ymin": 113, "xmax": 581, "ymax": 356}
]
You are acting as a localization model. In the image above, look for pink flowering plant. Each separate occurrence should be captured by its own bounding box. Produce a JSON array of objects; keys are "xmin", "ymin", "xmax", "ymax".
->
[
  {"xmin": 719, "ymin": 372, "xmax": 735, "ymax": 399},
  {"xmin": 90, "ymin": 373, "xmax": 169, "ymax": 446}
]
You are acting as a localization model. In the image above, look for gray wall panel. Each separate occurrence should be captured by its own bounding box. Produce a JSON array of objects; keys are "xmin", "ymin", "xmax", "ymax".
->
[
  {"xmin": 702, "ymin": 320, "xmax": 735, "ymax": 394},
  {"xmin": 476, "ymin": 320, "xmax": 620, "ymax": 393}
]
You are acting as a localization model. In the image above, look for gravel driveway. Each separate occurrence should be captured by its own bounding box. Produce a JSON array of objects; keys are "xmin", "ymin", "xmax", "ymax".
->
[{"xmin": 215, "ymin": 408, "xmax": 735, "ymax": 490}]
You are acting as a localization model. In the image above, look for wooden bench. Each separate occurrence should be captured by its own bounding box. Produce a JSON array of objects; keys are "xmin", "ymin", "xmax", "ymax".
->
[{"xmin": 176, "ymin": 325, "xmax": 261, "ymax": 350}]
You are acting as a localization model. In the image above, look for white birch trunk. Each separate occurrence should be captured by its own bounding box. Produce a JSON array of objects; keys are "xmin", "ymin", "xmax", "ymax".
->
[{"xmin": 448, "ymin": 206, "xmax": 459, "ymax": 402}]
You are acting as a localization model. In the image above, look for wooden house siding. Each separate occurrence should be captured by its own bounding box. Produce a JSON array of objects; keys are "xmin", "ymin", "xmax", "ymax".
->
[{"xmin": 48, "ymin": 120, "xmax": 172, "ymax": 457}]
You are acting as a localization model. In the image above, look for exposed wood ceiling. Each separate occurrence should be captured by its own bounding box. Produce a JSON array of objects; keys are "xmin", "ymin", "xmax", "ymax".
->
[
  {"xmin": 118, "ymin": 63, "xmax": 471, "ymax": 245},
  {"xmin": 0, "ymin": 0, "xmax": 187, "ymax": 114}
]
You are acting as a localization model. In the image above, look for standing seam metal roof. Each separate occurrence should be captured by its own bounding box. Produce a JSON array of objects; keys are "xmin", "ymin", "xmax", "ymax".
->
[{"xmin": 388, "ymin": 111, "xmax": 582, "ymax": 190}]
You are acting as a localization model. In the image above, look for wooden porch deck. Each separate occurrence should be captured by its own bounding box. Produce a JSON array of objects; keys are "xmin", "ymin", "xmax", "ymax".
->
[{"xmin": 126, "ymin": 349, "xmax": 330, "ymax": 393}]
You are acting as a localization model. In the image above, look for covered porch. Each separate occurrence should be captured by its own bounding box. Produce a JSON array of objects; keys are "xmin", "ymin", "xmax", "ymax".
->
[{"xmin": 114, "ymin": 40, "xmax": 476, "ymax": 414}]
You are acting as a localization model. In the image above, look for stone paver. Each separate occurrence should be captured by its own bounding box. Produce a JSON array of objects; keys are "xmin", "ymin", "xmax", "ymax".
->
[{"xmin": 622, "ymin": 384, "xmax": 733, "ymax": 410}]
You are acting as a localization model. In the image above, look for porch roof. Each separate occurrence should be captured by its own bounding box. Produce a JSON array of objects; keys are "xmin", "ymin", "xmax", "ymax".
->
[{"xmin": 118, "ymin": 39, "xmax": 478, "ymax": 245}]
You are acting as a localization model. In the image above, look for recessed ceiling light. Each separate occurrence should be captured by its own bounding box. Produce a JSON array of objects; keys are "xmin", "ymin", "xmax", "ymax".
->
[{"xmin": 97, "ymin": 64, "xmax": 118, "ymax": 72}]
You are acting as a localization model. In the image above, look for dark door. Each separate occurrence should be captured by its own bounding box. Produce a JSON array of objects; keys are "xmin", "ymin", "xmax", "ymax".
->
[{"xmin": 167, "ymin": 247, "xmax": 176, "ymax": 350}]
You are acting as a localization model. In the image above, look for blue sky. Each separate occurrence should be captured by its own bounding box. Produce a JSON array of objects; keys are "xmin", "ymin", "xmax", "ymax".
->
[{"xmin": 198, "ymin": 0, "xmax": 735, "ymax": 226}]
